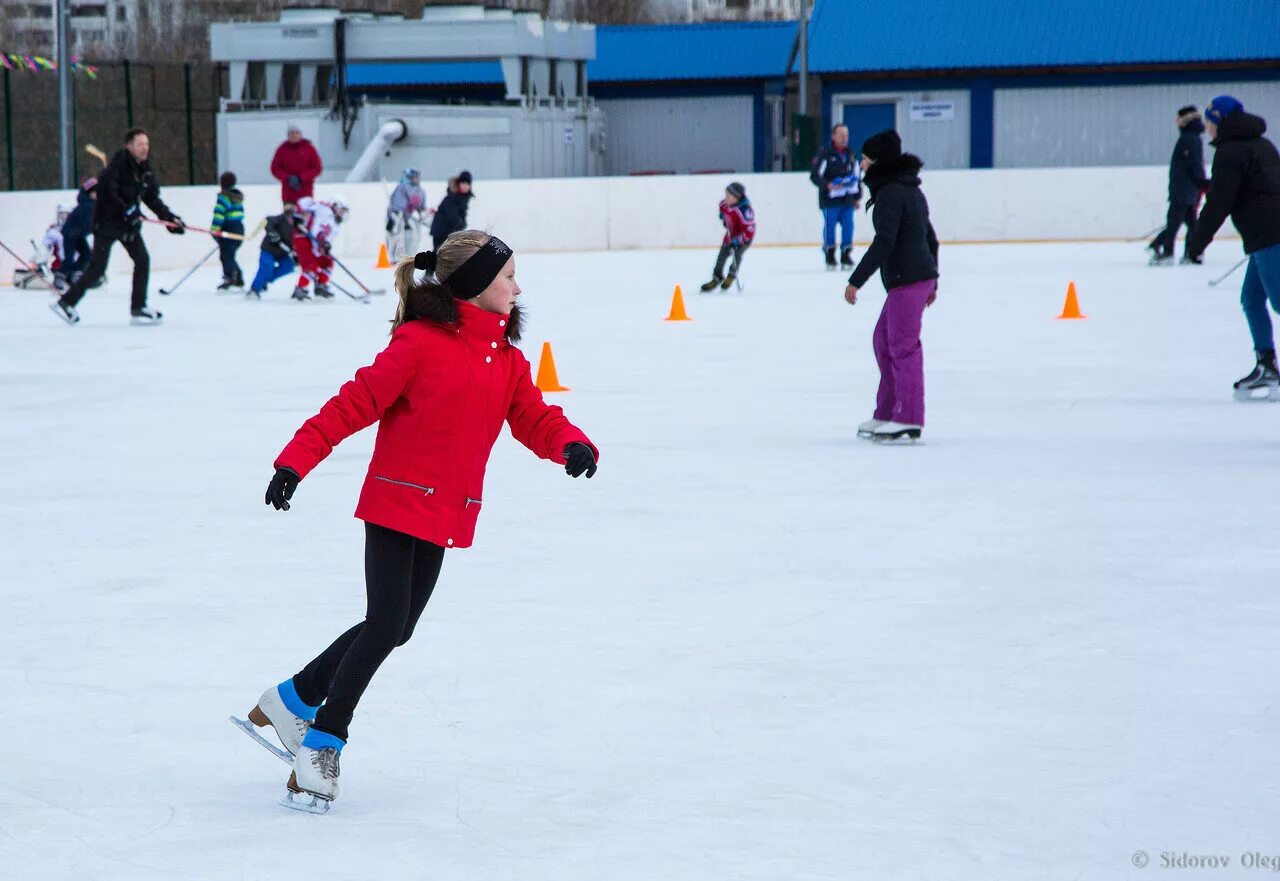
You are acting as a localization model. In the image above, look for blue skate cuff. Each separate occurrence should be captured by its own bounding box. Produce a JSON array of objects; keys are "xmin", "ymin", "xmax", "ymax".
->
[
  {"xmin": 278, "ymin": 679, "xmax": 320, "ymax": 721},
  {"xmin": 302, "ymin": 728, "xmax": 346, "ymax": 753}
]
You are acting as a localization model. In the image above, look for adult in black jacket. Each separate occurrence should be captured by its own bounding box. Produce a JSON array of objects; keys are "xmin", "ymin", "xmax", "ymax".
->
[
  {"xmin": 247, "ymin": 203, "xmax": 303, "ymax": 299},
  {"xmin": 57, "ymin": 176, "xmax": 98, "ymax": 284},
  {"xmin": 1150, "ymin": 105, "xmax": 1210, "ymax": 263},
  {"xmin": 429, "ymin": 170, "xmax": 474, "ymax": 250},
  {"xmin": 51, "ymin": 128, "xmax": 184, "ymax": 326},
  {"xmin": 1185, "ymin": 97, "xmax": 1280, "ymax": 398},
  {"xmin": 809, "ymin": 124, "xmax": 862, "ymax": 269},
  {"xmin": 844, "ymin": 130, "xmax": 939, "ymax": 441}
]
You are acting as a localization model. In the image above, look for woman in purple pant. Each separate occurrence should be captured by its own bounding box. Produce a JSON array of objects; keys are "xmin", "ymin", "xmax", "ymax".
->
[{"xmin": 843, "ymin": 129, "xmax": 940, "ymax": 443}]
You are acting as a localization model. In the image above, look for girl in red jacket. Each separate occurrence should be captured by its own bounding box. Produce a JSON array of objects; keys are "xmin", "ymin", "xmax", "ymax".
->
[{"xmin": 245, "ymin": 230, "xmax": 599, "ymax": 811}]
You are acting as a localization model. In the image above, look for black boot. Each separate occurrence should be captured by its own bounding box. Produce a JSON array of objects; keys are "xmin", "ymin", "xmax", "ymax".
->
[
  {"xmin": 840, "ymin": 247, "xmax": 854, "ymax": 268},
  {"xmin": 1233, "ymin": 349, "xmax": 1280, "ymax": 401},
  {"xmin": 824, "ymin": 247, "xmax": 837, "ymax": 270},
  {"xmin": 700, "ymin": 275, "xmax": 724, "ymax": 292}
]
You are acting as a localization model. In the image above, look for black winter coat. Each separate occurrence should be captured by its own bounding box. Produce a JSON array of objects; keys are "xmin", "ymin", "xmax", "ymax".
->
[
  {"xmin": 62, "ymin": 187, "xmax": 95, "ymax": 239},
  {"xmin": 430, "ymin": 188, "xmax": 474, "ymax": 241},
  {"xmin": 94, "ymin": 148, "xmax": 176, "ymax": 239},
  {"xmin": 262, "ymin": 210, "xmax": 299, "ymax": 260},
  {"xmin": 848, "ymin": 153, "xmax": 939, "ymax": 291},
  {"xmin": 1169, "ymin": 119, "xmax": 1210, "ymax": 205},
  {"xmin": 809, "ymin": 142, "xmax": 861, "ymax": 209},
  {"xmin": 1187, "ymin": 111, "xmax": 1280, "ymax": 258}
]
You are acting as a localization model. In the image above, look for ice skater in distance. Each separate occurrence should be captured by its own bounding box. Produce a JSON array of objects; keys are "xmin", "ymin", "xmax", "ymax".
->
[
  {"xmin": 700, "ymin": 181, "xmax": 755, "ymax": 292},
  {"xmin": 244, "ymin": 230, "xmax": 599, "ymax": 812},
  {"xmin": 1183, "ymin": 96, "xmax": 1280, "ymax": 401},
  {"xmin": 843, "ymin": 130, "xmax": 939, "ymax": 444}
]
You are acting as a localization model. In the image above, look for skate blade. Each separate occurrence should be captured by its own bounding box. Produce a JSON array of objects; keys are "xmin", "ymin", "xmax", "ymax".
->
[
  {"xmin": 856, "ymin": 430, "xmax": 876, "ymax": 440},
  {"xmin": 872, "ymin": 431, "xmax": 922, "ymax": 445},
  {"xmin": 229, "ymin": 715, "xmax": 294, "ymax": 765},
  {"xmin": 280, "ymin": 789, "xmax": 331, "ymax": 814},
  {"xmin": 1233, "ymin": 387, "xmax": 1280, "ymax": 403}
]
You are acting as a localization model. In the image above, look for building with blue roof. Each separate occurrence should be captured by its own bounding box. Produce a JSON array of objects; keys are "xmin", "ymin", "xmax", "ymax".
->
[{"xmin": 804, "ymin": 0, "xmax": 1280, "ymax": 170}]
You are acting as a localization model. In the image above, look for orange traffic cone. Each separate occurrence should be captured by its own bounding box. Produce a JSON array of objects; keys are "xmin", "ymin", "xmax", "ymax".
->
[
  {"xmin": 535, "ymin": 342, "xmax": 570, "ymax": 392},
  {"xmin": 664, "ymin": 284, "xmax": 691, "ymax": 322},
  {"xmin": 1057, "ymin": 281, "xmax": 1086, "ymax": 320},
  {"xmin": 375, "ymin": 243, "xmax": 392, "ymax": 269}
]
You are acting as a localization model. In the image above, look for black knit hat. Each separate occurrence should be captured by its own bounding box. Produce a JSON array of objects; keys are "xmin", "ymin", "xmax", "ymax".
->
[
  {"xmin": 861, "ymin": 129, "xmax": 902, "ymax": 162},
  {"xmin": 725, "ymin": 181, "xmax": 746, "ymax": 201},
  {"xmin": 458, "ymin": 170, "xmax": 473, "ymax": 184},
  {"xmin": 219, "ymin": 171, "xmax": 237, "ymax": 189}
]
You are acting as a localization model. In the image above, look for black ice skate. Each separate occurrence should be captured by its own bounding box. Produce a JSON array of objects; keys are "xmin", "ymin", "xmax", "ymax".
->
[
  {"xmin": 824, "ymin": 247, "xmax": 837, "ymax": 271},
  {"xmin": 1148, "ymin": 251, "xmax": 1174, "ymax": 267},
  {"xmin": 291, "ymin": 286, "xmax": 311, "ymax": 301},
  {"xmin": 700, "ymin": 275, "xmax": 723, "ymax": 292},
  {"xmin": 1233, "ymin": 352, "xmax": 1280, "ymax": 402},
  {"xmin": 840, "ymin": 247, "xmax": 854, "ymax": 269},
  {"xmin": 720, "ymin": 273, "xmax": 737, "ymax": 290},
  {"xmin": 49, "ymin": 300, "xmax": 80, "ymax": 325},
  {"xmin": 245, "ymin": 288, "xmax": 263, "ymax": 300},
  {"xmin": 314, "ymin": 284, "xmax": 335, "ymax": 299},
  {"xmin": 1180, "ymin": 254, "xmax": 1203, "ymax": 265},
  {"xmin": 130, "ymin": 307, "xmax": 164, "ymax": 326},
  {"xmin": 216, "ymin": 277, "xmax": 236, "ymax": 291}
]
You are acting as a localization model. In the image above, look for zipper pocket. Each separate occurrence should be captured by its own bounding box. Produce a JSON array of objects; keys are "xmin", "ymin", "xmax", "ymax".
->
[
  {"xmin": 375, "ymin": 476, "xmax": 436, "ymax": 496},
  {"xmin": 465, "ymin": 497, "xmax": 482, "ymax": 507}
]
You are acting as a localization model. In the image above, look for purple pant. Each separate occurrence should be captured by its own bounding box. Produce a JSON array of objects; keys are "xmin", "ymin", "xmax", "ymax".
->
[{"xmin": 872, "ymin": 278, "xmax": 935, "ymax": 426}]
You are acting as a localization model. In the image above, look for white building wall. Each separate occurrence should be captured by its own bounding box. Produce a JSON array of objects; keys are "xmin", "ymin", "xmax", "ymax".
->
[
  {"xmin": 995, "ymin": 80, "xmax": 1280, "ymax": 168},
  {"xmin": 596, "ymin": 95, "xmax": 755, "ymax": 175}
]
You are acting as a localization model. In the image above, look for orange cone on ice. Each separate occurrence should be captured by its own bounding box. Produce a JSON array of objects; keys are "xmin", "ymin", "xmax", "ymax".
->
[
  {"xmin": 664, "ymin": 285, "xmax": 691, "ymax": 322},
  {"xmin": 535, "ymin": 342, "xmax": 570, "ymax": 392},
  {"xmin": 375, "ymin": 243, "xmax": 392, "ymax": 269},
  {"xmin": 1057, "ymin": 281, "xmax": 1086, "ymax": 320}
]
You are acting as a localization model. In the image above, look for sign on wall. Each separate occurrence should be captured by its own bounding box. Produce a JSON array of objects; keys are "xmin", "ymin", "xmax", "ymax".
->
[{"xmin": 909, "ymin": 101, "xmax": 955, "ymax": 122}]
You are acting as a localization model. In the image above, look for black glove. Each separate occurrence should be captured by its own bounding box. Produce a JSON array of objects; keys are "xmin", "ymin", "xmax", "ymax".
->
[
  {"xmin": 564, "ymin": 442, "xmax": 597, "ymax": 479},
  {"xmin": 265, "ymin": 466, "xmax": 300, "ymax": 511},
  {"xmin": 386, "ymin": 217, "xmax": 395, "ymax": 233},
  {"xmin": 287, "ymin": 175, "xmax": 302, "ymax": 190},
  {"xmin": 166, "ymin": 215, "xmax": 185, "ymax": 235}
]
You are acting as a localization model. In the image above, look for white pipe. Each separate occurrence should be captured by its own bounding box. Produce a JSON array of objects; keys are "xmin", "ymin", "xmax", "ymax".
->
[{"xmin": 345, "ymin": 119, "xmax": 407, "ymax": 183}]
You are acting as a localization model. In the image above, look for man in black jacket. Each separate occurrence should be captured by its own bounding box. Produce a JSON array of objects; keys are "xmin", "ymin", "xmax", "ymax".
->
[
  {"xmin": 50, "ymin": 127, "xmax": 184, "ymax": 326},
  {"xmin": 1185, "ymin": 96, "xmax": 1280, "ymax": 400},
  {"xmin": 809, "ymin": 124, "xmax": 862, "ymax": 270},
  {"xmin": 1149, "ymin": 105, "xmax": 1210, "ymax": 265}
]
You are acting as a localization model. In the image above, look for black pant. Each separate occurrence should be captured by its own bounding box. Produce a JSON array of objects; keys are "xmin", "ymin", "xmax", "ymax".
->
[
  {"xmin": 61, "ymin": 231, "xmax": 150, "ymax": 312},
  {"xmin": 217, "ymin": 235, "xmax": 243, "ymax": 282},
  {"xmin": 1153, "ymin": 201, "xmax": 1197, "ymax": 257},
  {"xmin": 293, "ymin": 522, "xmax": 445, "ymax": 742},
  {"xmin": 63, "ymin": 233, "xmax": 91, "ymax": 277},
  {"xmin": 714, "ymin": 241, "xmax": 749, "ymax": 278}
]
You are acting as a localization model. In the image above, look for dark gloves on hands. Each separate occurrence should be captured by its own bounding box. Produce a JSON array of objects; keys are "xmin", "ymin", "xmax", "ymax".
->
[
  {"xmin": 287, "ymin": 175, "xmax": 302, "ymax": 190},
  {"xmin": 564, "ymin": 442, "xmax": 597, "ymax": 479},
  {"xmin": 265, "ymin": 466, "xmax": 300, "ymax": 511},
  {"xmin": 166, "ymin": 215, "xmax": 185, "ymax": 235}
]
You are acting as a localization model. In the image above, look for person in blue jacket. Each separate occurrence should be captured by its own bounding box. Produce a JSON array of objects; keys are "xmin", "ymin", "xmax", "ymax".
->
[{"xmin": 809, "ymin": 124, "xmax": 862, "ymax": 270}]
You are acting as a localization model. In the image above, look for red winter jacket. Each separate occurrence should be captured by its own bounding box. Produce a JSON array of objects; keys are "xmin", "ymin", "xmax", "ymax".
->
[
  {"xmin": 719, "ymin": 198, "xmax": 756, "ymax": 246},
  {"xmin": 270, "ymin": 139, "xmax": 323, "ymax": 204},
  {"xmin": 275, "ymin": 299, "xmax": 597, "ymax": 549}
]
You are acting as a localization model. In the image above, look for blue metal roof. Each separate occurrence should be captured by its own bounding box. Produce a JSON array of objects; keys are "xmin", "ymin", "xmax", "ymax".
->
[
  {"xmin": 807, "ymin": 0, "xmax": 1280, "ymax": 73},
  {"xmin": 589, "ymin": 21, "xmax": 797, "ymax": 82},
  {"xmin": 346, "ymin": 60, "xmax": 504, "ymax": 87}
]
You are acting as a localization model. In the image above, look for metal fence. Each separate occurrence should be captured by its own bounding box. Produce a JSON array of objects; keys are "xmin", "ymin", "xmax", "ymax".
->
[{"xmin": 1, "ymin": 61, "xmax": 222, "ymax": 191}]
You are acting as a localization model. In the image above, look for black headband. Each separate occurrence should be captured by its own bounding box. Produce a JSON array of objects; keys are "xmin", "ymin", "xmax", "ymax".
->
[{"xmin": 414, "ymin": 236, "xmax": 512, "ymax": 299}]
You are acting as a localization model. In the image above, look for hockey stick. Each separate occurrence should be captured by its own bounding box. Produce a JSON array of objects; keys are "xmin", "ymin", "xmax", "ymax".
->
[
  {"xmin": 0, "ymin": 236, "xmax": 59, "ymax": 291},
  {"xmin": 1127, "ymin": 224, "xmax": 1165, "ymax": 243},
  {"xmin": 85, "ymin": 144, "xmax": 108, "ymax": 167},
  {"xmin": 160, "ymin": 246, "xmax": 219, "ymax": 295},
  {"xmin": 330, "ymin": 251, "xmax": 386, "ymax": 296},
  {"xmin": 140, "ymin": 216, "xmax": 248, "ymax": 241},
  {"xmin": 1208, "ymin": 256, "xmax": 1248, "ymax": 288},
  {"xmin": 295, "ymin": 266, "xmax": 368, "ymax": 304}
]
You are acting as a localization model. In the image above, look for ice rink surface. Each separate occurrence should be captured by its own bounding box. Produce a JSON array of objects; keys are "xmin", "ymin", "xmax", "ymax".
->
[{"xmin": 2, "ymin": 241, "xmax": 1278, "ymax": 880}]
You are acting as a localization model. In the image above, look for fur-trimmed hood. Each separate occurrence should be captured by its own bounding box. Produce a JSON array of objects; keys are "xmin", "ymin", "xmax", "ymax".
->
[{"xmin": 404, "ymin": 285, "xmax": 524, "ymax": 343}]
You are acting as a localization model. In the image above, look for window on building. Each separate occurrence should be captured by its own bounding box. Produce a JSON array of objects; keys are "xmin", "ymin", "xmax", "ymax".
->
[
  {"xmin": 116, "ymin": 5, "xmax": 127, "ymax": 21},
  {"xmin": 28, "ymin": 5, "xmax": 54, "ymax": 18},
  {"xmin": 72, "ymin": 4, "xmax": 108, "ymax": 17},
  {"xmin": 80, "ymin": 29, "xmax": 106, "ymax": 42},
  {"xmin": 725, "ymin": 0, "xmax": 750, "ymax": 8}
]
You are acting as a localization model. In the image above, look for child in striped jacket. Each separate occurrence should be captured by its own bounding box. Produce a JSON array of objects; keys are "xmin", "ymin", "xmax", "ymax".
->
[{"xmin": 212, "ymin": 171, "xmax": 246, "ymax": 290}]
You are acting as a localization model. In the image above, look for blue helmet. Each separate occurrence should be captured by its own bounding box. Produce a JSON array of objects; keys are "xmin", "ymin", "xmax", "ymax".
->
[{"xmin": 402, "ymin": 167, "xmax": 420, "ymax": 184}]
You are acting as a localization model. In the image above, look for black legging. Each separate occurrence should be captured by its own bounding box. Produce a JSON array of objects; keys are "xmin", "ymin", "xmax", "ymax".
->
[
  {"xmin": 292, "ymin": 522, "xmax": 445, "ymax": 742},
  {"xmin": 60, "ymin": 231, "xmax": 151, "ymax": 312},
  {"xmin": 1152, "ymin": 201, "xmax": 1198, "ymax": 258}
]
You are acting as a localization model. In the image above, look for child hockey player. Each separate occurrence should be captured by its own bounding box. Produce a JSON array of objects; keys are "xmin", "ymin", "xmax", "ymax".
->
[
  {"xmin": 11, "ymin": 205, "xmax": 68, "ymax": 289},
  {"xmin": 430, "ymin": 171, "xmax": 473, "ymax": 249},
  {"xmin": 385, "ymin": 167, "xmax": 429, "ymax": 261},
  {"xmin": 247, "ymin": 230, "xmax": 599, "ymax": 811},
  {"xmin": 246, "ymin": 203, "xmax": 301, "ymax": 300},
  {"xmin": 291, "ymin": 195, "xmax": 348, "ymax": 301},
  {"xmin": 58, "ymin": 176, "xmax": 97, "ymax": 287},
  {"xmin": 211, "ymin": 171, "xmax": 246, "ymax": 290},
  {"xmin": 700, "ymin": 182, "xmax": 756, "ymax": 292},
  {"xmin": 844, "ymin": 130, "xmax": 940, "ymax": 444}
]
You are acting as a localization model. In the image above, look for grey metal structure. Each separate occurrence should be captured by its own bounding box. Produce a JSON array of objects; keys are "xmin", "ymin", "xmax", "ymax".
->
[{"xmin": 209, "ymin": 5, "xmax": 603, "ymax": 182}]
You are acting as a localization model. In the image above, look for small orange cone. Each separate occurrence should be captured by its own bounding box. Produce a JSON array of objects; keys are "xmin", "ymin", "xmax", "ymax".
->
[
  {"xmin": 375, "ymin": 243, "xmax": 392, "ymax": 269},
  {"xmin": 664, "ymin": 284, "xmax": 691, "ymax": 322},
  {"xmin": 535, "ymin": 342, "xmax": 570, "ymax": 392},
  {"xmin": 1057, "ymin": 281, "xmax": 1086, "ymax": 320}
]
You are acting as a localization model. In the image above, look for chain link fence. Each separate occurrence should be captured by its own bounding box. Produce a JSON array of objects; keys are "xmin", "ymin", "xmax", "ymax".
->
[{"xmin": 1, "ymin": 61, "xmax": 222, "ymax": 191}]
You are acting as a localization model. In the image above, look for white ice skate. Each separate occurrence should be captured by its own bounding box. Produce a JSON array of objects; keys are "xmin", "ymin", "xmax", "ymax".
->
[
  {"xmin": 857, "ymin": 418, "xmax": 886, "ymax": 439},
  {"xmin": 872, "ymin": 421, "xmax": 923, "ymax": 444},
  {"xmin": 283, "ymin": 739, "xmax": 341, "ymax": 813},
  {"xmin": 249, "ymin": 684, "xmax": 311, "ymax": 755}
]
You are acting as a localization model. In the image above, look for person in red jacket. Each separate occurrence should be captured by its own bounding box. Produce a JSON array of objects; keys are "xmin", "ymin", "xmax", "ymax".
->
[
  {"xmin": 699, "ymin": 181, "xmax": 756, "ymax": 292},
  {"xmin": 270, "ymin": 122, "xmax": 323, "ymax": 205},
  {"xmin": 244, "ymin": 230, "xmax": 599, "ymax": 811}
]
